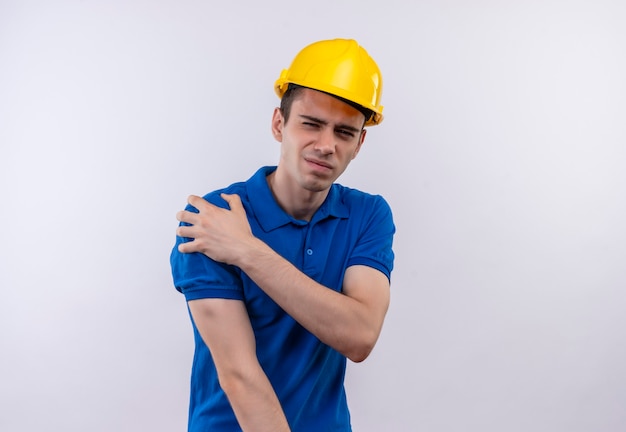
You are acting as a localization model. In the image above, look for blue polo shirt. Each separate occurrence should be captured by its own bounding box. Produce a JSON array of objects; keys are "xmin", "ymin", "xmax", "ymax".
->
[{"xmin": 170, "ymin": 166, "xmax": 395, "ymax": 432}]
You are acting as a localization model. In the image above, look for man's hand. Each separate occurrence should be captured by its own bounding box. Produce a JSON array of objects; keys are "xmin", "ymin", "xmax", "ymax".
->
[{"xmin": 176, "ymin": 193, "xmax": 254, "ymax": 266}]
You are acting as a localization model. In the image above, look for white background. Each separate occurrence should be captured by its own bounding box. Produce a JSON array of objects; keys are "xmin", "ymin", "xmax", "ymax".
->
[{"xmin": 1, "ymin": 1, "xmax": 625, "ymax": 431}]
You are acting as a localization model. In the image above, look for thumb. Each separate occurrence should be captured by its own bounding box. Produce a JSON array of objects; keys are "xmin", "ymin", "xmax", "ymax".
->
[{"xmin": 220, "ymin": 193, "xmax": 244, "ymax": 212}]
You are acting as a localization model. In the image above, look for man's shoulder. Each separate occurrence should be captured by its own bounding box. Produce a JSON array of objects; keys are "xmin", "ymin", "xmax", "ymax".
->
[
  {"xmin": 200, "ymin": 166, "xmax": 274, "ymax": 207},
  {"xmin": 200, "ymin": 181, "xmax": 248, "ymax": 207},
  {"xmin": 332, "ymin": 183, "xmax": 391, "ymax": 210}
]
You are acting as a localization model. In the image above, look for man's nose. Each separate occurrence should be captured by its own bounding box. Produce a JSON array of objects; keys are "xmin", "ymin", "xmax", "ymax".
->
[{"xmin": 314, "ymin": 128, "xmax": 336, "ymax": 154}]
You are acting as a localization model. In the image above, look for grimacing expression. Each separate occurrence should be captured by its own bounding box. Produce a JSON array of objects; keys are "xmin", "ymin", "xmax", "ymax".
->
[{"xmin": 272, "ymin": 88, "xmax": 367, "ymax": 193}]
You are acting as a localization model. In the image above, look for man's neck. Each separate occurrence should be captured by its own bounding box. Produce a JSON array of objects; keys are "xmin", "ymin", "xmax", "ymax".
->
[{"xmin": 266, "ymin": 170, "xmax": 329, "ymax": 222}]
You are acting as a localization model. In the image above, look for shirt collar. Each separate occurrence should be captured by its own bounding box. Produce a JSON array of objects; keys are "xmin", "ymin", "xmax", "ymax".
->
[{"xmin": 246, "ymin": 166, "xmax": 349, "ymax": 232}]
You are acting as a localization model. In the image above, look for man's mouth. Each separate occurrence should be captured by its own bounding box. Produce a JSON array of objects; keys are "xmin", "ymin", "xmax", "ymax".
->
[{"xmin": 305, "ymin": 158, "xmax": 333, "ymax": 170}]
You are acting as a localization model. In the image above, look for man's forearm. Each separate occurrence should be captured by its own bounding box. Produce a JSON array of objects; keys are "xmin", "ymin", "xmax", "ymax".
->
[
  {"xmin": 221, "ymin": 365, "xmax": 290, "ymax": 432},
  {"xmin": 235, "ymin": 238, "xmax": 386, "ymax": 362}
]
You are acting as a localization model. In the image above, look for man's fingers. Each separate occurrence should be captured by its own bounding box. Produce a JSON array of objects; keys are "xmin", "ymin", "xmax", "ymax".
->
[
  {"xmin": 220, "ymin": 193, "xmax": 243, "ymax": 212},
  {"xmin": 176, "ymin": 224, "xmax": 193, "ymax": 238},
  {"xmin": 185, "ymin": 194, "xmax": 241, "ymax": 215},
  {"xmin": 187, "ymin": 194, "xmax": 206, "ymax": 209},
  {"xmin": 178, "ymin": 240, "xmax": 197, "ymax": 254},
  {"xmin": 176, "ymin": 210, "xmax": 197, "ymax": 224},
  {"xmin": 178, "ymin": 194, "xmax": 211, "ymax": 224}
]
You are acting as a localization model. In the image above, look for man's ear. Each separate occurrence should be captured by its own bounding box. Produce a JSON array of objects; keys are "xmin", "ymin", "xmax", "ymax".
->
[
  {"xmin": 351, "ymin": 128, "xmax": 367, "ymax": 160},
  {"xmin": 271, "ymin": 107, "xmax": 284, "ymax": 142}
]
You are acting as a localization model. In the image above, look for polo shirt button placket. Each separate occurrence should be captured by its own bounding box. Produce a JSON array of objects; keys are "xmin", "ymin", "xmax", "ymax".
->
[{"xmin": 306, "ymin": 248, "xmax": 313, "ymax": 256}]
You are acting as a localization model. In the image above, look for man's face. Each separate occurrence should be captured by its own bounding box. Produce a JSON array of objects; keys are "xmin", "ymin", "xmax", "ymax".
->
[{"xmin": 272, "ymin": 88, "xmax": 367, "ymax": 194}]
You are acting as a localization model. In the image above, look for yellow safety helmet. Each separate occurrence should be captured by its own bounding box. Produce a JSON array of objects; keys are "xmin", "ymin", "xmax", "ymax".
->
[{"xmin": 274, "ymin": 39, "xmax": 384, "ymax": 126}]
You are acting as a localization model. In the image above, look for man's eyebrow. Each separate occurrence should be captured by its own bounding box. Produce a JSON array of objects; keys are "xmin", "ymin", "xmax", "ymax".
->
[
  {"xmin": 336, "ymin": 124, "xmax": 362, "ymax": 133},
  {"xmin": 299, "ymin": 114, "xmax": 328, "ymax": 125},
  {"xmin": 299, "ymin": 114, "xmax": 361, "ymax": 133}
]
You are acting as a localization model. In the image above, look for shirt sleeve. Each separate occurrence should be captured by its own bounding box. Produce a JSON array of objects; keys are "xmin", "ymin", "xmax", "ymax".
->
[
  {"xmin": 347, "ymin": 194, "xmax": 396, "ymax": 281},
  {"xmin": 169, "ymin": 193, "xmax": 244, "ymax": 302}
]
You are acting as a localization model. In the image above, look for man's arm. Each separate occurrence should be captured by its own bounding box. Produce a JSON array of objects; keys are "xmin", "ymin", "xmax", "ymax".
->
[
  {"xmin": 178, "ymin": 194, "xmax": 391, "ymax": 363},
  {"xmin": 238, "ymin": 253, "xmax": 390, "ymax": 363},
  {"xmin": 187, "ymin": 298, "xmax": 290, "ymax": 431}
]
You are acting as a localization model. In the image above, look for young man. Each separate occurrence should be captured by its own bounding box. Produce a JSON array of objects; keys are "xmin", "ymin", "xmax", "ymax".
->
[{"xmin": 170, "ymin": 38, "xmax": 395, "ymax": 431}]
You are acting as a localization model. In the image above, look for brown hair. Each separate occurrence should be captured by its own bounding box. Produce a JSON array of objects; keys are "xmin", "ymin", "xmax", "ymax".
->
[{"xmin": 279, "ymin": 84, "xmax": 374, "ymax": 126}]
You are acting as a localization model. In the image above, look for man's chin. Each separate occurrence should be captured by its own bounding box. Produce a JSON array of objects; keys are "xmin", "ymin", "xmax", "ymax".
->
[{"xmin": 302, "ymin": 177, "xmax": 333, "ymax": 193}]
